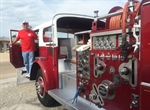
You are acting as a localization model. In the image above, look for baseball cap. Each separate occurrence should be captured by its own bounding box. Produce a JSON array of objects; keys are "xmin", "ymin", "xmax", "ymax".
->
[{"xmin": 22, "ymin": 21, "xmax": 29, "ymax": 24}]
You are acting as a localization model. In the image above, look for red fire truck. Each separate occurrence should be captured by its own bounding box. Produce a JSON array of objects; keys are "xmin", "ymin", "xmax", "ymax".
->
[{"xmin": 9, "ymin": 0, "xmax": 150, "ymax": 110}]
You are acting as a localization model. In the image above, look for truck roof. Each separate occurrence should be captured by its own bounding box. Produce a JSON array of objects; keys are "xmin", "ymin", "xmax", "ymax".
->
[{"xmin": 33, "ymin": 13, "xmax": 94, "ymax": 31}]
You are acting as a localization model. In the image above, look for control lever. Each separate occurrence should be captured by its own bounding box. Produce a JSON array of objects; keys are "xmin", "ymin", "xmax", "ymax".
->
[
  {"xmin": 133, "ymin": 20, "xmax": 141, "ymax": 52},
  {"xmin": 92, "ymin": 84, "xmax": 104, "ymax": 107},
  {"xmin": 133, "ymin": 42, "xmax": 140, "ymax": 52},
  {"xmin": 130, "ymin": 100, "xmax": 138, "ymax": 108}
]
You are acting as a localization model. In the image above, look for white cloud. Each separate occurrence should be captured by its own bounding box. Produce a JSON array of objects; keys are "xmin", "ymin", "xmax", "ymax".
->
[{"xmin": 0, "ymin": 0, "xmax": 141, "ymax": 37}]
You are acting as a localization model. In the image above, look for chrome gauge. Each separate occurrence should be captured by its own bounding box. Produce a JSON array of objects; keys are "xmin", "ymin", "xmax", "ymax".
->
[
  {"xmin": 93, "ymin": 35, "xmax": 116, "ymax": 50},
  {"xmin": 77, "ymin": 50, "xmax": 90, "ymax": 79}
]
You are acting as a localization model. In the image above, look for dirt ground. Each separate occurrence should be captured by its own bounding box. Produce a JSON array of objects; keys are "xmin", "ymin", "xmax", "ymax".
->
[
  {"xmin": 0, "ymin": 52, "xmax": 16, "ymax": 79},
  {"xmin": 0, "ymin": 80, "xmax": 64, "ymax": 110},
  {"xmin": 0, "ymin": 52, "xmax": 65, "ymax": 110}
]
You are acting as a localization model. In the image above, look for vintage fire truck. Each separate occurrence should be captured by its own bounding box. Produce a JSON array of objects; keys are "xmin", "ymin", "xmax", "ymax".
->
[{"xmin": 9, "ymin": 0, "xmax": 150, "ymax": 110}]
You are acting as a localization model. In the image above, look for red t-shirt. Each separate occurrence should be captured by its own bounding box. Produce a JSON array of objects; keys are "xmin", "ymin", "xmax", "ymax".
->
[{"xmin": 16, "ymin": 29, "xmax": 38, "ymax": 52}]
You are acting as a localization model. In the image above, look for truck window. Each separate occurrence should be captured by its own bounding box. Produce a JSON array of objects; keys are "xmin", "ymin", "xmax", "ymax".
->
[
  {"xmin": 12, "ymin": 31, "xmax": 21, "ymax": 44},
  {"xmin": 57, "ymin": 28, "xmax": 74, "ymax": 38},
  {"xmin": 43, "ymin": 26, "xmax": 52, "ymax": 42}
]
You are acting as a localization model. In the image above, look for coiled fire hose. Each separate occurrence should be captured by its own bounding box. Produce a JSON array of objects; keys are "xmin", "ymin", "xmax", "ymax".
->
[
  {"xmin": 109, "ymin": 0, "xmax": 140, "ymax": 30},
  {"xmin": 109, "ymin": 0, "xmax": 141, "ymax": 58}
]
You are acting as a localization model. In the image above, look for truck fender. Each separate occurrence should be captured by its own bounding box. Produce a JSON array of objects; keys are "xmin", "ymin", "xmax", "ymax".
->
[{"xmin": 30, "ymin": 59, "xmax": 57, "ymax": 92}]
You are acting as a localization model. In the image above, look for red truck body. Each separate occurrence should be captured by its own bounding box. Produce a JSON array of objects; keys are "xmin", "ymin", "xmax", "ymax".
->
[{"xmin": 9, "ymin": 0, "xmax": 150, "ymax": 110}]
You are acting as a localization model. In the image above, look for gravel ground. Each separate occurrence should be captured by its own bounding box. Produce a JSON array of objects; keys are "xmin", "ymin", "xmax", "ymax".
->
[
  {"xmin": 0, "ymin": 53, "xmax": 65, "ymax": 110},
  {"xmin": 0, "ymin": 79, "xmax": 64, "ymax": 110}
]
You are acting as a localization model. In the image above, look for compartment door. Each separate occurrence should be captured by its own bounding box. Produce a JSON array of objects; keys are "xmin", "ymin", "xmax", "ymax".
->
[{"xmin": 140, "ymin": 82, "xmax": 150, "ymax": 110}]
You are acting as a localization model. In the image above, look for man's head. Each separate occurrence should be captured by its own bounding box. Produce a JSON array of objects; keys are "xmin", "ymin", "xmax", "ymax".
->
[{"xmin": 22, "ymin": 21, "xmax": 29, "ymax": 30}]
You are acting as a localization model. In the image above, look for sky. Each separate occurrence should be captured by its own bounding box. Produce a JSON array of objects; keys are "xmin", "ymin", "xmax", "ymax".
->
[{"xmin": 0, "ymin": 0, "xmax": 141, "ymax": 37}]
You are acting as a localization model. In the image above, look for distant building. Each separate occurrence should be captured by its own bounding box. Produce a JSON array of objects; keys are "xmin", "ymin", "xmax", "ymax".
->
[{"xmin": 0, "ymin": 37, "xmax": 10, "ymax": 52}]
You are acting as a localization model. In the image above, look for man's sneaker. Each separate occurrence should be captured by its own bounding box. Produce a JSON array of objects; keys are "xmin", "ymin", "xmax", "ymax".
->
[{"xmin": 25, "ymin": 74, "xmax": 30, "ymax": 78}]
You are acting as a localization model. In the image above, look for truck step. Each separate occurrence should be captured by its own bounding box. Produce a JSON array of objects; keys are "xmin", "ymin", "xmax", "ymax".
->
[
  {"xmin": 17, "ymin": 68, "xmax": 33, "ymax": 85},
  {"xmin": 48, "ymin": 89, "xmax": 105, "ymax": 110}
]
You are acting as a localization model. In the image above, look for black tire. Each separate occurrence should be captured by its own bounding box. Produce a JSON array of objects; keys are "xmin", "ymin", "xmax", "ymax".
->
[{"xmin": 35, "ymin": 69, "xmax": 56, "ymax": 107}]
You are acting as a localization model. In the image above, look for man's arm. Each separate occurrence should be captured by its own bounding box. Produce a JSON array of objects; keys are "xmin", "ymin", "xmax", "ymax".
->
[
  {"xmin": 12, "ymin": 37, "xmax": 20, "ymax": 44},
  {"xmin": 9, "ymin": 33, "xmax": 20, "ymax": 46}
]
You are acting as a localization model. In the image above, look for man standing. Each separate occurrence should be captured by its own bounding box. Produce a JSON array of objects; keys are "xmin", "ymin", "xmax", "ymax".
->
[{"xmin": 10, "ymin": 21, "xmax": 38, "ymax": 78}]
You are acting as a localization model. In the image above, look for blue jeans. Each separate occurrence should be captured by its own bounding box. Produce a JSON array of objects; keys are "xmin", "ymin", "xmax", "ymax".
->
[{"xmin": 22, "ymin": 52, "xmax": 34, "ymax": 74}]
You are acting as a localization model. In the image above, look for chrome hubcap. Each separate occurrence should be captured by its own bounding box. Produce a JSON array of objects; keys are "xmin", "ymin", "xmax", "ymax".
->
[{"xmin": 36, "ymin": 77, "xmax": 45, "ymax": 98}]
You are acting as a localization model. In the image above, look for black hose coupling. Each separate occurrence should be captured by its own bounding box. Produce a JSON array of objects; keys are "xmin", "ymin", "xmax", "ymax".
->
[{"xmin": 118, "ymin": 34, "xmax": 136, "ymax": 58}]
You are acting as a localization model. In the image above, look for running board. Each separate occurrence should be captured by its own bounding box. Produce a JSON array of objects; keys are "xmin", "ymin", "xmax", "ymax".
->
[
  {"xmin": 48, "ymin": 89, "xmax": 105, "ymax": 110},
  {"xmin": 17, "ymin": 68, "xmax": 33, "ymax": 85}
]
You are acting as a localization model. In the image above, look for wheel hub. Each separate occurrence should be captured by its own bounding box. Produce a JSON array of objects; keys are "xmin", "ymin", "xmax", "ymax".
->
[{"xmin": 36, "ymin": 77, "xmax": 45, "ymax": 98}]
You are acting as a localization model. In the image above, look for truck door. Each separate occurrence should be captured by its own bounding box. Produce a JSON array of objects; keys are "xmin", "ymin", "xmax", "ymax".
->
[{"xmin": 9, "ymin": 30, "xmax": 24, "ymax": 68}]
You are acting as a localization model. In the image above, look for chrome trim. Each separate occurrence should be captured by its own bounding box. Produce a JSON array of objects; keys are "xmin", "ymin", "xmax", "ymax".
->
[
  {"xmin": 90, "ymin": 28, "xmax": 138, "ymax": 37},
  {"xmin": 75, "ymin": 30, "xmax": 91, "ymax": 35},
  {"xmin": 143, "ymin": 1, "xmax": 150, "ymax": 6},
  {"xmin": 35, "ymin": 57, "xmax": 47, "ymax": 60},
  {"xmin": 48, "ymin": 89, "xmax": 105, "ymax": 110},
  {"xmin": 141, "ymin": 82, "xmax": 150, "ymax": 87}
]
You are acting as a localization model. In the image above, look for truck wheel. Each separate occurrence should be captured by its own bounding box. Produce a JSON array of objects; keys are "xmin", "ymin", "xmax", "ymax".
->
[{"xmin": 35, "ymin": 69, "xmax": 55, "ymax": 107}]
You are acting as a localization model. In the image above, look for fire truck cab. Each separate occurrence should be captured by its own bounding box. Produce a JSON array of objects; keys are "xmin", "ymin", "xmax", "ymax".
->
[{"xmin": 10, "ymin": 0, "xmax": 150, "ymax": 110}]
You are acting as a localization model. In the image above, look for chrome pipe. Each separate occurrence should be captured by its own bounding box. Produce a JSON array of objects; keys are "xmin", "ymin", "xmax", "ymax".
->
[{"xmin": 97, "ymin": 10, "xmax": 123, "ymax": 20}]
